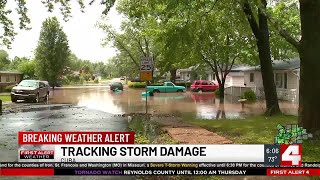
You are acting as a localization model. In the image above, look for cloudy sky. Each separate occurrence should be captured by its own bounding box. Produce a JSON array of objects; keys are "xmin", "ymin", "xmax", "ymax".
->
[{"xmin": 2, "ymin": 1, "xmax": 123, "ymax": 62}]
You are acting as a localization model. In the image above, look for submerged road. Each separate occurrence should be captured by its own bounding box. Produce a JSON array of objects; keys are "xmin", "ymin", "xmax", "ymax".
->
[{"xmin": 0, "ymin": 104, "xmax": 131, "ymax": 179}]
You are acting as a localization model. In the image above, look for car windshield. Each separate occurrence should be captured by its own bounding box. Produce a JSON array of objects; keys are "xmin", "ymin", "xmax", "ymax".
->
[{"xmin": 18, "ymin": 80, "xmax": 38, "ymax": 87}]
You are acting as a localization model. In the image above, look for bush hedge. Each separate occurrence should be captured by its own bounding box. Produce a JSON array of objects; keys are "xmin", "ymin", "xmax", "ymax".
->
[
  {"xmin": 133, "ymin": 82, "xmax": 146, "ymax": 88},
  {"xmin": 241, "ymin": 90, "xmax": 257, "ymax": 102},
  {"xmin": 4, "ymin": 85, "xmax": 15, "ymax": 92}
]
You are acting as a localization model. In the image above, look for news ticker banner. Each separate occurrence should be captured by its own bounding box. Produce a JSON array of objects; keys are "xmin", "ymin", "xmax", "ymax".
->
[
  {"xmin": 18, "ymin": 132, "xmax": 303, "ymax": 167},
  {"xmin": 1, "ymin": 162, "xmax": 320, "ymax": 176}
]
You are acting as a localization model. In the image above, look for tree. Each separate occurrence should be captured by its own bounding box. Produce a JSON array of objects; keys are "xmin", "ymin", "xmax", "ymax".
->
[
  {"xmin": 241, "ymin": 0, "xmax": 281, "ymax": 115},
  {"xmin": 17, "ymin": 59, "xmax": 36, "ymax": 79},
  {"xmin": 297, "ymin": 0, "xmax": 320, "ymax": 133},
  {"xmin": 0, "ymin": 0, "xmax": 117, "ymax": 48},
  {"xmin": 267, "ymin": 0, "xmax": 320, "ymax": 132},
  {"xmin": 0, "ymin": 49, "xmax": 10, "ymax": 70},
  {"xmin": 194, "ymin": 3, "xmax": 256, "ymax": 102},
  {"xmin": 98, "ymin": 15, "xmax": 156, "ymax": 79},
  {"xmin": 34, "ymin": 17, "xmax": 70, "ymax": 87}
]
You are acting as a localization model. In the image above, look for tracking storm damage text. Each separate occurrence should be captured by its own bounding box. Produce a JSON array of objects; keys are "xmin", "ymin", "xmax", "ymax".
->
[{"xmin": 60, "ymin": 146, "xmax": 207, "ymax": 156}]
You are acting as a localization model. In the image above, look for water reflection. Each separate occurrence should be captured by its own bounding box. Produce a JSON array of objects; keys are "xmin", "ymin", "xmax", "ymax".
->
[{"xmin": 48, "ymin": 87, "xmax": 298, "ymax": 119}]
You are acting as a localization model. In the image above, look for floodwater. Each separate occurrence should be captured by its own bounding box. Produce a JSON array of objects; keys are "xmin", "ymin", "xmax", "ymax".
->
[{"xmin": 49, "ymin": 85, "xmax": 298, "ymax": 119}]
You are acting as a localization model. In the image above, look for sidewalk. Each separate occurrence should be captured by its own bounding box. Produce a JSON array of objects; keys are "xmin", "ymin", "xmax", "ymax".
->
[
  {"xmin": 153, "ymin": 116, "xmax": 232, "ymax": 144},
  {"xmin": 153, "ymin": 116, "xmax": 308, "ymax": 180}
]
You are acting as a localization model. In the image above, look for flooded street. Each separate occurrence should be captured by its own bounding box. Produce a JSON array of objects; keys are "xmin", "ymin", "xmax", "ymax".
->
[
  {"xmin": 49, "ymin": 86, "xmax": 298, "ymax": 119},
  {"xmin": 0, "ymin": 85, "xmax": 298, "ymax": 162},
  {"xmin": 0, "ymin": 85, "xmax": 299, "ymax": 180}
]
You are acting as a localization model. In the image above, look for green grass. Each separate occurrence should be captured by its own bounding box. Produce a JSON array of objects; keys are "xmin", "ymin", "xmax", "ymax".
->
[
  {"xmin": 184, "ymin": 115, "xmax": 320, "ymax": 162},
  {"xmin": 0, "ymin": 95, "xmax": 11, "ymax": 102}
]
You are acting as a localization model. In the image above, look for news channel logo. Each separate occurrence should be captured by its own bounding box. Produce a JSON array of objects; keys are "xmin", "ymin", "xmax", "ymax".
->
[{"xmin": 274, "ymin": 124, "xmax": 313, "ymax": 145}]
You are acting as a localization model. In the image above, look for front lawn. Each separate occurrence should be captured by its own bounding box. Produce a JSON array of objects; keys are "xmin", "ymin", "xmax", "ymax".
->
[
  {"xmin": 185, "ymin": 115, "xmax": 320, "ymax": 162},
  {"xmin": 0, "ymin": 95, "xmax": 11, "ymax": 102}
]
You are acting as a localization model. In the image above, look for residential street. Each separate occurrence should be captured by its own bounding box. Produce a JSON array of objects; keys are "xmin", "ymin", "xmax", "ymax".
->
[{"xmin": 0, "ymin": 82, "xmax": 299, "ymax": 161}]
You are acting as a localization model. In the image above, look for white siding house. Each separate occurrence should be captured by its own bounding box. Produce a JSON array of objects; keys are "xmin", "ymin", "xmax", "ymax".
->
[
  {"xmin": 243, "ymin": 58, "xmax": 300, "ymax": 102},
  {"xmin": 207, "ymin": 65, "xmax": 250, "ymax": 87}
]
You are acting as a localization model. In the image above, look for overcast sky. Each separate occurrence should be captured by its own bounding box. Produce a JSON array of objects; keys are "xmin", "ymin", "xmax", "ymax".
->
[{"xmin": 2, "ymin": 1, "xmax": 123, "ymax": 62}]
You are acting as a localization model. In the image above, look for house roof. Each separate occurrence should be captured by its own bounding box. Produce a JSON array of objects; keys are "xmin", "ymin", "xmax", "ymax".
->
[
  {"xmin": 0, "ymin": 71, "xmax": 23, "ymax": 74},
  {"xmin": 229, "ymin": 65, "xmax": 252, "ymax": 72},
  {"xmin": 244, "ymin": 58, "xmax": 300, "ymax": 71}
]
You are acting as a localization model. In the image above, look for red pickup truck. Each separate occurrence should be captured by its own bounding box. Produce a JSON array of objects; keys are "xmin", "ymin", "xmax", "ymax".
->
[{"xmin": 190, "ymin": 80, "xmax": 219, "ymax": 92}]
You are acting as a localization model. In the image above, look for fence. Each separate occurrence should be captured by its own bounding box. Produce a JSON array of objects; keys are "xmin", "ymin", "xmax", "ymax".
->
[
  {"xmin": 225, "ymin": 86, "xmax": 258, "ymax": 97},
  {"xmin": 225, "ymin": 86, "xmax": 298, "ymax": 102}
]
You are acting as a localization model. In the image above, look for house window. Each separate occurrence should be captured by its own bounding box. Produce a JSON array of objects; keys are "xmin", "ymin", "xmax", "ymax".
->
[
  {"xmin": 211, "ymin": 73, "xmax": 216, "ymax": 81},
  {"xmin": 6, "ymin": 75, "xmax": 10, "ymax": 82},
  {"xmin": 250, "ymin": 73, "xmax": 254, "ymax": 82},
  {"xmin": 275, "ymin": 73, "xmax": 283, "ymax": 88},
  {"xmin": 284, "ymin": 72, "xmax": 287, "ymax": 89}
]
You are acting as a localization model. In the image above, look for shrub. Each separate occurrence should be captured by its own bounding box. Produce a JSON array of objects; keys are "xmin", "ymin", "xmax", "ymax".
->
[
  {"xmin": 4, "ymin": 85, "xmax": 15, "ymax": 92},
  {"xmin": 94, "ymin": 79, "xmax": 99, "ymax": 84},
  {"xmin": 241, "ymin": 90, "xmax": 257, "ymax": 102},
  {"xmin": 134, "ymin": 134, "xmax": 150, "ymax": 144},
  {"xmin": 127, "ymin": 81, "xmax": 133, "ymax": 87},
  {"xmin": 62, "ymin": 78, "xmax": 71, "ymax": 85},
  {"xmin": 128, "ymin": 82, "xmax": 146, "ymax": 88},
  {"xmin": 214, "ymin": 89, "xmax": 220, "ymax": 96},
  {"xmin": 132, "ymin": 82, "xmax": 146, "ymax": 88}
]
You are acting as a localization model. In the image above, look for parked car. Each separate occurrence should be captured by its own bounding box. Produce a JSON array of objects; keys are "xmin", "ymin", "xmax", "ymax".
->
[
  {"xmin": 147, "ymin": 82, "xmax": 185, "ymax": 93},
  {"xmin": 190, "ymin": 80, "xmax": 219, "ymax": 92},
  {"xmin": 110, "ymin": 82, "xmax": 123, "ymax": 91},
  {"xmin": 11, "ymin": 80, "xmax": 50, "ymax": 103}
]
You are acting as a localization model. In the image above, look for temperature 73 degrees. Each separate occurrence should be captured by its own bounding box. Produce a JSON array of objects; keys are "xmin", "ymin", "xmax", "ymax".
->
[{"xmin": 268, "ymin": 156, "xmax": 278, "ymax": 162}]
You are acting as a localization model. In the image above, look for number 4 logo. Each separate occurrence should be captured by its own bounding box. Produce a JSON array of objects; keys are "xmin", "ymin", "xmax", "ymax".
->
[{"xmin": 280, "ymin": 144, "xmax": 302, "ymax": 166}]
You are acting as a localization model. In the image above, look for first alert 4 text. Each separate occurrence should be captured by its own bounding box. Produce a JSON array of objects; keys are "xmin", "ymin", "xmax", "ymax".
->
[{"xmin": 61, "ymin": 146, "xmax": 206, "ymax": 157}]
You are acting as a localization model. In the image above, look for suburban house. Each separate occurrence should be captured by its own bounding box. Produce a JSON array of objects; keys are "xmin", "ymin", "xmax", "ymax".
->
[
  {"xmin": 0, "ymin": 71, "xmax": 23, "ymax": 91},
  {"xmin": 177, "ymin": 67, "xmax": 193, "ymax": 82},
  {"xmin": 243, "ymin": 58, "xmax": 300, "ymax": 102},
  {"xmin": 207, "ymin": 65, "xmax": 250, "ymax": 87},
  {"xmin": 176, "ymin": 66, "xmax": 199, "ymax": 82}
]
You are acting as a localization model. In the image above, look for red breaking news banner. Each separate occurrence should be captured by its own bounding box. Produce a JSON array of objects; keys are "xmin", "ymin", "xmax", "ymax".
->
[
  {"xmin": 267, "ymin": 168, "xmax": 320, "ymax": 176},
  {"xmin": 18, "ymin": 132, "xmax": 135, "ymax": 144}
]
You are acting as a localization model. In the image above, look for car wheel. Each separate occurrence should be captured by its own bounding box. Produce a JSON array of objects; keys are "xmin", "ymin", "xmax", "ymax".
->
[
  {"xmin": 197, "ymin": 89, "xmax": 203, "ymax": 93},
  {"xmin": 34, "ymin": 93, "xmax": 39, "ymax": 103},
  {"xmin": 153, "ymin": 89, "xmax": 160, "ymax": 93},
  {"xmin": 177, "ymin": 89, "xmax": 183, "ymax": 92},
  {"xmin": 11, "ymin": 98, "xmax": 17, "ymax": 103}
]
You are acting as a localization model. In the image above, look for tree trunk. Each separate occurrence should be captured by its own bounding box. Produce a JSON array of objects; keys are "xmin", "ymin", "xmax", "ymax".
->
[
  {"xmin": 256, "ymin": 3, "xmax": 281, "ymax": 116},
  {"xmin": 170, "ymin": 69, "xmax": 177, "ymax": 83},
  {"xmin": 298, "ymin": 0, "xmax": 320, "ymax": 133},
  {"xmin": 242, "ymin": 0, "xmax": 281, "ymax": 116},
  {"xmin": 218, "ymin": 81, "xmax": 225, "ymax": 103}
]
